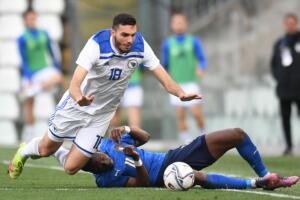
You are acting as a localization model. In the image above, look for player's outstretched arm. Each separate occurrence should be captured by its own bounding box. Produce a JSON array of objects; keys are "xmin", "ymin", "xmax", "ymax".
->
[
  {"xmin": 152, "ymin": 65, "xmax": 202, "ymax": 101},
  {"xmin": 69, "ymin": 65, "xmax": 94, "ymax": 106},
  {"xmin": 123, "ymin": 146, "xmax": 150, "ymax": 187},
  {"xmin": 128, "ymin": 127, "xmax": 150, "ymax": 146}
]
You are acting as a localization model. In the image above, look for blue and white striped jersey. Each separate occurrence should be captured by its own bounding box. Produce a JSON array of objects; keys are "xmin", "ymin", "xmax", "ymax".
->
[{"xmin": 61, "ymin": 29, "xmax": 159, "ymax": 115}]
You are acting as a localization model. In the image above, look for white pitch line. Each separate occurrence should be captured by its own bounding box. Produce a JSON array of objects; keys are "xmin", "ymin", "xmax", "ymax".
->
[
  {"xmin": 0, "ymin": 188, "xmax": 96, "ymax": 191},
  {"xmin": 2, "ymin": 160, "xmax": 64, "ymax": 171},
  {"xmin": 1, "ymin": 160, "xmax": 87, "ymax": 174},
  {"xmin": 223, "ymin": 189, "xmax": 300, "ymax": 200},
  {"xmin": 2, "ymin": 160, "xmax": 300, "ymax": 199}
]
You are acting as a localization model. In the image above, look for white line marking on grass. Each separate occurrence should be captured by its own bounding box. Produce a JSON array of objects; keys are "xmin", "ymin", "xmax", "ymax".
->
[
  {"xmin": 0, "ymin": 188, "xmax": 97, "ymax": 191},
  {"xmin": 223, "ymin": 189, "xmax": 300, "ymax": 199},
  {"xmin": 2, "ymin": 160, "xmax": 64, "ymax": 171},
  {"xmin": 1, "ymin": 160, "xmax": 87, "ymax": 174}
]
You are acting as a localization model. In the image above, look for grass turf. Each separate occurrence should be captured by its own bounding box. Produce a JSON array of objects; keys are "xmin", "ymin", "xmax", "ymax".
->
[{"xmin": 0, "ymin": 146, "xmax": 299, "ymax": 200}]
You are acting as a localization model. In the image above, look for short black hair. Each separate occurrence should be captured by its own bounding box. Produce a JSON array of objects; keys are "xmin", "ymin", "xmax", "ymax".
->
[
  {"xmin": 285, "ymin": 13, "xmax": 298, "ymax": 22},
  {"xmin": 112, "ymin": 13, "xmax": 136, "ymax": 29},
  {"xmin": 23, "ymin": 8, "xmax": 36, "ymax": 18}
]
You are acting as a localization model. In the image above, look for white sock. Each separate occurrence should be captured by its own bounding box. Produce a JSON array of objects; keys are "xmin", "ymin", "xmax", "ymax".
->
[
  {"xmin": 250, "ymin": 179, "xmax": 256, "ymax": 188},
  {"xmin": 53, "ymin": 147, "xmax": 69, "ymax": 167},
  {"xmin": 21, "ymin": 137, "xmax": 42, "ymax": 158}
]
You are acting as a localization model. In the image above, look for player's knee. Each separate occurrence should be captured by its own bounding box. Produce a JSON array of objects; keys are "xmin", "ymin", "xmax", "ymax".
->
[
  {"xmin": 63, "ymin": 164, "xmax": 79, "ymax": 175},
  {"xmin": 192, "ymin": 111, "xmax": 201, "ymax": 119},
  {"xmin": 56, "ymin": 74, "xmax": 63, "ymax": 83},
  {"xmin": 232, "ymin": 128, "xmax": 245, "ymax": 143}
]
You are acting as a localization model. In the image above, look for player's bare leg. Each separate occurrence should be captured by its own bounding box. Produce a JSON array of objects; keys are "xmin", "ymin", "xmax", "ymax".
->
[
  {"xmin": 24, "ymin": 97, "xmax": 34, "ymax": 125},
  {"xmin": 41, "ymin": 73, "xmax": 63, "ymax": 91},
  {"xmin": 205, "ymin": 128, "xmax": 245, "ymax": 159},
  {"xmin": 176, "ymin": 107, "xmax": 189, "ymax": 142},
  {"xmin": 205, "ymin": 128, "xmax": 270, "ymax": 177},
  {"xmin": 110, "ymin": 108, "xmax": 121, "ymax": 127},
  {"xmin": 53, "ymin": 147, "xmax": 113, "ymax": 174},
  {"xmin": 23, "ymin": 97, "xmax": 35, "ymax": 141},
  {"xmin": 63, "ymin": 145, "xmax": 90, "ymax": 175},
  {"xmin": 190, "ymin": 104, "xmax": 205, "ymax": 133},
  {"xmin": 127, "ymin": 106, "xmax": 141, "ymax": 127},
  {"xmin": 204, "ymin": 128, "xmax": 299, "ymax": 187},
  {"xmin": 38, "ymin": 133, "xmax": 63, "ymax": 156}
]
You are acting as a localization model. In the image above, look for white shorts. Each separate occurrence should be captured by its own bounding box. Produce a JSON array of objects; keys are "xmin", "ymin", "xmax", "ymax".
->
[
  {"xmin": 121, "ymin": 85, "xmax": 143, "ymax": 108},
  {"xmin": 169, "ymin": 82, "xmax": 202, "ymax": 107},
  {"xmin": 48, "ymin": 95, "xmax": 115, "ymax": 157},
  {"xmin": 22, "ymin": 67, "xmax": 61, "ymax": 88}
]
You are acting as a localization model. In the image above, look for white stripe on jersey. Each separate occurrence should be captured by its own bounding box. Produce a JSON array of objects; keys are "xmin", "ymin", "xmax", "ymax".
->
[
  {"xmin": 125, "ymin": 158, "xmax": 136, "ymax": 168},
  {"xmin": 100, "ymin": 52, "xmax": 144, "ymax": 57}
]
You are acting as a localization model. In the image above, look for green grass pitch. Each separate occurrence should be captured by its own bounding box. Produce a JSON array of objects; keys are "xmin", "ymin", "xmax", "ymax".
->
[{"xmin": 0, "ymin": 146, "xmax": 299, "ymax": 200}]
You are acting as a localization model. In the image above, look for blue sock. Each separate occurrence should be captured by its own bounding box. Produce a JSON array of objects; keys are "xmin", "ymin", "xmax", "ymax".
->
[
  {"xmin": 202, "ymin": 174, "xmax": 254, "ymax": 189},
  {"xmin": 236, "ymin": 134, "xmax": 269, "ymax": 177}
]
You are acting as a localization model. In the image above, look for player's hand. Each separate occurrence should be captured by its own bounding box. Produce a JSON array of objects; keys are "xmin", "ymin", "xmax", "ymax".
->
[
  {"xmin": 109, "ymin": 127, "xmax": 126, "ymax": 143},
  {"xmin": 76, "ymin": 95, "xmax": 95, "ymax": 106},
  {"xmin": 179, "ymin": 93, "xmax": 202, "ymax": 101},
  {"xmin": 123, "ymin": 145, "xmax": 139, "ymax": 161},
  {"xmin": 196, "ymin": 68, "xmax": 205, "ymax": 79}
]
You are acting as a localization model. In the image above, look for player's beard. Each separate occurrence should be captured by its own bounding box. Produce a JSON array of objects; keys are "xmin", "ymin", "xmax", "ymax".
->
[{"xmin": 113, "ymin": 36, "xmax": 131, "ymax": 53}]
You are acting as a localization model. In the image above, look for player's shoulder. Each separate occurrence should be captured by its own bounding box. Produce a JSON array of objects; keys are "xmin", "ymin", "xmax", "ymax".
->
[
  {"xmin": 92, "ymin": 29, "xmax": 112, "ymax": 53},
  {"xmin": 92, "ymin": 29, "xmax": 111, "ymax": 44},
  {"xmin": 17, "ymin": 34, "xmax": 25, "ymax": 42},
  {"xmin": 189, "ymin": 34, "xmax": 201, "ymax": 43}
]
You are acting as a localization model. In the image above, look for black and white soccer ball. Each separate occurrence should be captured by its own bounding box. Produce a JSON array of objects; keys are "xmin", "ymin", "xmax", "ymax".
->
[{"xmin": 163, "ymin": 162, "xmax": 195, "ymax": 191}]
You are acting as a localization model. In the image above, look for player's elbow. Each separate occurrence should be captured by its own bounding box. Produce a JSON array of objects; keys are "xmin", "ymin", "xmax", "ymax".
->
[
  {"xmin": 144, "ymin": 132, "xmax": 150, "ymax": 143},
  {"xmin": 139, "ymin": 132, "xmax": 150, "ymax": 146}
]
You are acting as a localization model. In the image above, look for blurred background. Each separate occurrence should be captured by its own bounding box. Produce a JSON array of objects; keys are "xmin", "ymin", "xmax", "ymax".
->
[{"xmin": 0, "ymin": 0, "xmax": 300, "ymax": 155}]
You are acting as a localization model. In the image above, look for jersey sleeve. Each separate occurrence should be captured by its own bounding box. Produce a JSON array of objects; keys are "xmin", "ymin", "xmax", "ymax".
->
[
  {"xmin": 17, "ymin": 36, "xmax": 33, "ymax": 80},
  {"xmin": 76, "ymin": 36, "xmax": 99, "ymax": 71},
  {"xmin": 161, "ymin": 39, "xmax": 169, "ymax": 71},
  {"xmin": 193, "ymin": 37, "xmax": 207, "ymax": 70},
  {"xmin": 44, "ymin": 30, "xmax": 60, "ymax": 70},
  {"xmin": 121, "ymin": 133, "xmax": 137, "ymax": 146},
  {"xmin": 95, "ymin": 172, "xmax": 129, "ymax": 187},
  {"xmin": 142, "ymin": 39, "xmax": 160, "ymax": 71}
]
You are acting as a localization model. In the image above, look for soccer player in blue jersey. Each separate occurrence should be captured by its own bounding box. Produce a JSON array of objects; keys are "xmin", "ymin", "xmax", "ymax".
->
[
  {"xmin": 8, "ymin": 13, "xmax": 201, "ymax": 180},
  {"xmin": 75, "ymin": 126, "xmax": 298, "ymax": 189}
]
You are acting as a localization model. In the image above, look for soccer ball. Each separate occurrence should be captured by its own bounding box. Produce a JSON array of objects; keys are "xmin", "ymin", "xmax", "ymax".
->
[{"xmin": 163, "ymin": 162, "xmax": 195, "ymax": 191}]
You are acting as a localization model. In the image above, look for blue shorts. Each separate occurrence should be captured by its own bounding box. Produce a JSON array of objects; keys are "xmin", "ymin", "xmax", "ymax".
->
[{"xmin": 155, "ymin": 135, "xmax": 216, "ymax": 186}]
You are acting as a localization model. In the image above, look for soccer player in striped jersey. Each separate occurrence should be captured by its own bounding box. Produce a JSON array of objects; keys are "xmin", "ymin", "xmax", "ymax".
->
[{"xmin": 8, "ymin": 13, "xmax": 201, "ymax": 179}]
